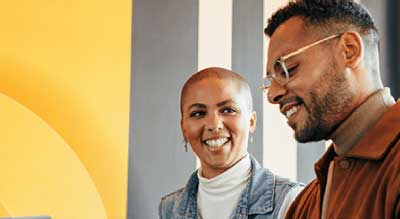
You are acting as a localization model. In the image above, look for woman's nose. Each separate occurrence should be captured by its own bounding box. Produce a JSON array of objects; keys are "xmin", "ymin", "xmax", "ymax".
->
[{"xmin": 205, "ymin": 114, "xmax": 223, "ymax": 132}]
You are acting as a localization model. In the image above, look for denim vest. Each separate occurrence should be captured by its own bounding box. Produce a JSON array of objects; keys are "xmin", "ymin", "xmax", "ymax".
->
[{"xmin": 159, "ymin": 155, "xmax": 299, "ymax": 219}]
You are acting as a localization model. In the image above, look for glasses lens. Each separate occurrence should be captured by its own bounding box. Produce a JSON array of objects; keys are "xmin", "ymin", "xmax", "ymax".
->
[
  {"xmin": 272, "ymin": 60, "xmax": 289, "ymax": 84},
  {"xmin": 273, "ymin": 60, "xmax": 287, "ymax": 77},
  {"xmin": 262, "ymin": 76, "xmax": 272, "ymax": 89}
]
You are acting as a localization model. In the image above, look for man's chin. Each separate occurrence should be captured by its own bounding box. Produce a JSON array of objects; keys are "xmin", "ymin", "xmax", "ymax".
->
[
  {"xmin": 294, "ymin": 127, "xmax": 329, "ymax": 143},
  {"xmin": 294, "ymin": 126, "xmax": 318, "ymax": 143},
  {"xmin": 294, "ymin": 132, "xmax": 309, "ymax": 143}
]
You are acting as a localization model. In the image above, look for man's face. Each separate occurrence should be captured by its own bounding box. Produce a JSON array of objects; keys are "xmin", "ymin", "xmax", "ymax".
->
[
  {"xmin": 266, "ymin": 17, "xmax": 353, "ymax": 142},
  {"xmin": 181, "ymin": 78, "xmax": 256, "ymax": 178}
]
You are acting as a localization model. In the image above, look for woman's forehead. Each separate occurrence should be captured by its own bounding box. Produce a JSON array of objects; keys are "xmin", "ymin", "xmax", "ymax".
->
[
  {"xmin": 183, "ymin": 78, "xmax": 240, "ymax": 98},
  {"xmin": 181, "ymin": 78, "xmax": 251, "ymax": 109}
]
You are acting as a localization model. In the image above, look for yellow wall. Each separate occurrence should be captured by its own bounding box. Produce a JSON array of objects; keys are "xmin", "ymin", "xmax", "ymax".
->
[
  {"xmin": 0, "ymin": 93, "xmax": 107, "ymax": 218},
  {"xmin": 0, "ymin": 0, "xmax": 131, "ymax": 218},
  {"xmin": 0, "ymin": 201, "xmax": 10, "ymax": 217}
]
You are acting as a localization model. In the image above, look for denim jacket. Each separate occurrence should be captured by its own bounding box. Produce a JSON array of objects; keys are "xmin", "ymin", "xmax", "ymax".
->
[{"xmin": 159, "ymin": 155, "xmax": 300, "ymax": 219}]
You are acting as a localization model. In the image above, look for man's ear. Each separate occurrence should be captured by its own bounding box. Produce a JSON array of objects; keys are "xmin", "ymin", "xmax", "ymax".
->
[
  {"xmin": 249, "ymin": 111, "xmax": 257, "ymax": 133},
  {"xmin": 339, "ymin": 31, "xmax": 363, "ymax": 69}
]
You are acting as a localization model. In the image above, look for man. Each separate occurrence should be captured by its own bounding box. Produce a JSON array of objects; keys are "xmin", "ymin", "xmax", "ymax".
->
[{"xmin": 263, "ymin": 1, "xmax": 399, "ymax": 219}]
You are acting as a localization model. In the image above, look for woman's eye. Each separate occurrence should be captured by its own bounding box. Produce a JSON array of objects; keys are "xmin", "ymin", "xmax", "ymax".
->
[
  {"xmin": 190, "ymin": 111, "xmax": 205, "ymax": 118},
  {"xmin": 222, "ymin": 108, "xmax": 236, "ymax": 114}
]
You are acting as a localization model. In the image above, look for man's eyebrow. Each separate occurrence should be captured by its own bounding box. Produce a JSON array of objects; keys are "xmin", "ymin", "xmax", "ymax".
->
[
  {"xmin": 187, "ymin": 103, "xmax": 206, "ymax": 110},
  {"xmin": 217, "ymin": 99, "xmax": 236, "ymax": 107}
]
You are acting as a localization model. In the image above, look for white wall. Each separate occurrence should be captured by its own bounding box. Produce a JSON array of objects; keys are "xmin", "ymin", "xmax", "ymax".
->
[{"xmin": 263, "ymin": 0, "xmax": 298, "ymax": 181}]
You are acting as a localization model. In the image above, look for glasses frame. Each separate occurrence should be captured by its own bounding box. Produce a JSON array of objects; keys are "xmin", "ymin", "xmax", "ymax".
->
[{"xmin": 262, "ymin": 33, "xmax": 342, "ymax": 91}]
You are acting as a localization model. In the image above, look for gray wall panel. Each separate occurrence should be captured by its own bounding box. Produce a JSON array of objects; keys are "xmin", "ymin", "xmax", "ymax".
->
[
  {"xmin": 296, "ymin": 138, "xmax": 325, "ymax": 183},
  {"xmin": 128, "ymin": 0, "xmax": 198, "ymax": 218},
  {"xmin": 386, "ymin": 0, "xmax": 400, "ymax": 98},
  {"xmin": 232, "ymin": 0, "xmax": 264, "ymax": 163},
  {"xmin": 297, "ymin": 141, "xmax": 326, "ymax": 184},
  {"xmin": 362, "ymin": 0, "xmax": 399, "ymax": 98}
]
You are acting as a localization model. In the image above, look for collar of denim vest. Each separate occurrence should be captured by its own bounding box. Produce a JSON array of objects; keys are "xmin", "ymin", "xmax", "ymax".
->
[{"xmin": 175, "ymin": 155, "xmax": 275, "ymax": 218}]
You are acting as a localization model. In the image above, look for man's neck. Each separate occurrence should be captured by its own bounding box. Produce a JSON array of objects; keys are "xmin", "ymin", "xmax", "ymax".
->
[{"xmin": 328, "ymin": 88, "xmax": 395, "ymax": 156}]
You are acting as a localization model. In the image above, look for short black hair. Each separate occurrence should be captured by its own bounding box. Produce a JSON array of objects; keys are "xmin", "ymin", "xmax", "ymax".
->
[{"xmin": 265, "ymin": 0, "xmax": 379, "ymax": 45}]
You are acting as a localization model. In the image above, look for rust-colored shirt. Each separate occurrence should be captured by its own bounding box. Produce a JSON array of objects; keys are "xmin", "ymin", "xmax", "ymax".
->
[{"xmin": 286, "ymin": 100, "xmax": 400, "ymax": 219}]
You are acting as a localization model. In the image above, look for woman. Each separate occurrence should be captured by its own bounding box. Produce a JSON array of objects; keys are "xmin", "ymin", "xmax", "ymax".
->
[{"xmin": 159, "ymin": 67, "xmax": 302, "ymax": 219}]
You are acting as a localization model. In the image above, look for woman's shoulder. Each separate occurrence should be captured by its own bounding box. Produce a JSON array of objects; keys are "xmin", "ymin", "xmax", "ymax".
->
[
  {"xmin": 250, "ymin": 156, "xmax": 301, "ymax": 188},
  {"xmin": 160, "ymin": 187, "xmax": 185, "ymax": 204},
  {"xmin": 252, "ymin": 165, "xmax": 303, "ymax": 200},
  {"xmin": 159, "ymin": 187, "xmax": 186, "ymax": 218},
  {"xmin": 274, "ymin": 174, "xmax": 303, "ymax": 188},
  {"xmin": 244, "ymin": 156, "xmax": 304, "ymax": 217},
  {"xmin": 159, "ymin": 171, "xmax": 199, "ymax": 218}
]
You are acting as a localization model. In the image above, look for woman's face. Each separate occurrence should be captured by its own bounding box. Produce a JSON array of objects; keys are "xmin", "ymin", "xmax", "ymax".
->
[{"xmin": 181, "ymin": 78, "xmax": 256, "ymax": 178}]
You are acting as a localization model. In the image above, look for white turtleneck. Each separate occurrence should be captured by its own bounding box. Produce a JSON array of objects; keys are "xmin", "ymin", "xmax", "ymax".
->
[{"xmin": 197, "ymin": 154, "xmax": 251, "ymax": 219}]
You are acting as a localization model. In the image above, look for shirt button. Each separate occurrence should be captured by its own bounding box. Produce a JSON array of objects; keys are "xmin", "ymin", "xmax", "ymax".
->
[{"xmin": 339, "ymin": 159, "xmax": 351, "ymax": 169}]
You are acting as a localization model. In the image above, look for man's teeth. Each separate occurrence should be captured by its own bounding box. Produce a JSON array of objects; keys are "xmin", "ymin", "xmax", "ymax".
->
[
  {"xmin": 286, "ymin": 105, "xmax": 300, "ymax": 119},
  {"xmin": 205, "ymin": 138, "xmax": 229, "ymax": 147}
]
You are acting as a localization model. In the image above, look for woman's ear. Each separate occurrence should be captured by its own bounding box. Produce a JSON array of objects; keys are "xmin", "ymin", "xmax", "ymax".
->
[
  {"xmin": 339, "ymin": 31, "xmax": 363, "ymax": 69},
  {"xmin": 249, "ymin": 111, "xmax": 257, "ymax": 133},
  {"xmin": 180, "ymin": 119, "xmax": 186, "ymax": 139}
]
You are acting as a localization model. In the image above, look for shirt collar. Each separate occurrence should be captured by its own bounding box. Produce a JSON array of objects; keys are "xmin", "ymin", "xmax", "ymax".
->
[
  {"xmin": 345, "ymin": 99, "xmax": 400, "ymax": 159},
  {"xmin": 315, "ymin": 91, "xmax": 399, "ymax": 184},
  {"xmin": 329, "ymin": 88, "xmax": 396, "ymax": 156}
]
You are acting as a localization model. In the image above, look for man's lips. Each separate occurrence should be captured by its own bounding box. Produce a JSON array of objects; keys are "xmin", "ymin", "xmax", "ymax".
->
[{"xmin": 279, "ymin": 97, "xmax": 303, "ymax": 119}]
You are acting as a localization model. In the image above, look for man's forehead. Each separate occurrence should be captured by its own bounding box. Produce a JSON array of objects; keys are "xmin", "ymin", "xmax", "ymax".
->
[{"xmin": 267, "ymin": 17, "xmax": 310, "ymax": 62}]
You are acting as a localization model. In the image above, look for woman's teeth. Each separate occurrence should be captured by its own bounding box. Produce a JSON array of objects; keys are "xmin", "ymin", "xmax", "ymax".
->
[
  {"xmin": 286, "ymin": 105, "xmax": 300, "ymax": 119},
  {"xmin": 205, "ymin": 138, "xmax": 229, "ymax": 147}
]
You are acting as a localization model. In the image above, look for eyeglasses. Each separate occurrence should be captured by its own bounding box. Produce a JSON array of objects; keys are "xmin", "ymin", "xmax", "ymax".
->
[{"xmin": 262, "ymin": 33, "xmax": 342, "ymax": 90}]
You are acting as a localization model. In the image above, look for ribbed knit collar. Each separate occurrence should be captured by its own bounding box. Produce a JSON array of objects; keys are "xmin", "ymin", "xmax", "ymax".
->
[
  {"xmin": 197, "ymin": 154, "xmax": 251, "ymax": 195},
  {"xmin": 329, "ymin": 88, "xmax": 395, "ymax": 156}
]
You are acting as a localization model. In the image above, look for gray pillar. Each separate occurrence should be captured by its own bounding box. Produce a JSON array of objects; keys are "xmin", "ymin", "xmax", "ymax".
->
[
  {"xmin": 386, "ymin": 0, "xmax": 400, "ymax": 98},
  {"xmin": 232, "ymin": 0, "xmax": 264, "ymax": 162},
  {"xmin": 297, "ymin": 141, "xmax": 326, "ymax": 184},
  {"xmin": 362, "ymin": 0, "xmax": 399, "ymax": 98},
  {"xmin": 127, "ymin": 0, "xmax": 198, "ymax": 218}
]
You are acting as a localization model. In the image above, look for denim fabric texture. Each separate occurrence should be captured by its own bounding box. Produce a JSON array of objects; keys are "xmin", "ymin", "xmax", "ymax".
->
[{"xmin": 159, "ymin": 155, "xmax": 299, "ymax": 219}]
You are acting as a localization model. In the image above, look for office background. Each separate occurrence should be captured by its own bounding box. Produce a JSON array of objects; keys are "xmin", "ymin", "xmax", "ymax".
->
[
  {"xmin": 0, "ymin": 0, "xmax": 397, "ymax": 218},
  {"xmin": 129, "ymin": 0, "xmax": 399, "ymax": 218}
]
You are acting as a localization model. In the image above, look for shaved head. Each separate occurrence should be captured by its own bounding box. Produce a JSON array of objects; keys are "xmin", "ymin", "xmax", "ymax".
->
[{"xmin": 180, "ymin": 67, "xmax": 253, "ymax": 114}]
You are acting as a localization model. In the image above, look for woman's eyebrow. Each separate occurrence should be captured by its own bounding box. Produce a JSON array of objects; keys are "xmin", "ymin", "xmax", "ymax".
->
[
  {"xmin": 187, "ymin": 103, "xmax": 206, "ymax": 111},
  {"xmin": 217, "ymin": 99, "xmax": 236, "ymax": 107}
]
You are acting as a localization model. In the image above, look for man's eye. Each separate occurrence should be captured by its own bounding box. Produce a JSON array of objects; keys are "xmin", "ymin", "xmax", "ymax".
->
[
  {"xmin": 273, "ymin": 63, "xmax": 285, "ymax": 77},
  {"xmin": 190, "ymin": 111, "xmax": 205, "ymax": 118},
  {"xmin": 287, "ymin": 66, "xmax": 298, "ymax": 76}
]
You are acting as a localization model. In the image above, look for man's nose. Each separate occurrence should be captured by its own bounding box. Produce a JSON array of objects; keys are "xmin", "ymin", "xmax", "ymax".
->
[
  {"xmin": 267, "ymin": 80, "xmax": 288, "ymax": 104},
  {"xmin": 205, "ymin": 113, "xmax": 223, "ymax": 132}
]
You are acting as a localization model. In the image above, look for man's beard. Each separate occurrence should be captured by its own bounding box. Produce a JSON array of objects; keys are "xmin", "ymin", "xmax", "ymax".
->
[{"xmin": 294, "ymin": 66, "xmax": 353, "ymax": 143}]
